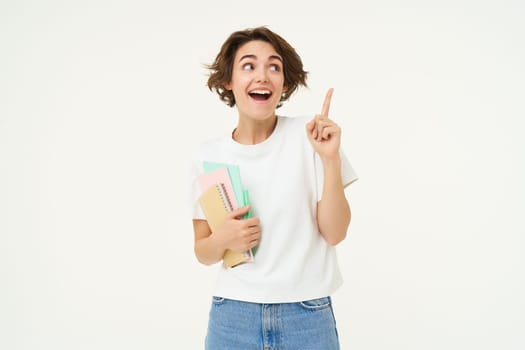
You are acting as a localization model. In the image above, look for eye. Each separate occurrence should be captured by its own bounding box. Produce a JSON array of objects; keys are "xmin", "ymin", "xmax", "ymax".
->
[
  {"xmin": 242, "ymin": 63, "xmax": 254, "ymax": 71},
  {"xmin": 269, "ymin": 64, "xmax": 281, "ymax": 72}
]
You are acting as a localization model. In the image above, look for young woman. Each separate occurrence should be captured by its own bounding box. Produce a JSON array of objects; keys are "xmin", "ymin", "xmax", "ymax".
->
[{"xmin": 190, "ymin": 26, "xmax": 358, "ymax": 349}]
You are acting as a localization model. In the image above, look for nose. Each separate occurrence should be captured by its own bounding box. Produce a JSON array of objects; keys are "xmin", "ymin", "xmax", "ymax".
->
[{"xmin": 255, "ymin": 67, "xmax": 268, "ymax": 83}]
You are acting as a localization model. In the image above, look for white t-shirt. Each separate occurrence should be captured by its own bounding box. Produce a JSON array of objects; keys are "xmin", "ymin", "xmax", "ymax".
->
[{"xmin": 190, "ymin": 115, "xmax": 358, "ymax": 303}]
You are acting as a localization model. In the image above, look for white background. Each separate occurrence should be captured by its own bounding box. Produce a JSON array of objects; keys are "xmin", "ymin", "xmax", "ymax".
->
[{"xmin": 1, "ymin": 0, "xmax": 524, "ymax": 349}]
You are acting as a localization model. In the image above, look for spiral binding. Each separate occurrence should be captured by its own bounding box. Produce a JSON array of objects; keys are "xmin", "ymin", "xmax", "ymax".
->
[{"xmin": 216, "ymin": 182, "xmax": 233, "ymax": 212}]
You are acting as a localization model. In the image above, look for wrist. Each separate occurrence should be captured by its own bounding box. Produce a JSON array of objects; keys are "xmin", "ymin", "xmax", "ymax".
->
[
  {"xmin": 320, "ymin": 153, "xmax": 342, "ymax": 167},
  {"xmin": 209, "ymin": 232, "xmax": 227, "ymax": 253}
]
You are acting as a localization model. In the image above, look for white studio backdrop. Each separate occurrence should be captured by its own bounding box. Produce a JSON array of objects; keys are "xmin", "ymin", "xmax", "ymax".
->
[{"xmin": 1, "ymin": 0, "xmax": 524, "ymax": 349}]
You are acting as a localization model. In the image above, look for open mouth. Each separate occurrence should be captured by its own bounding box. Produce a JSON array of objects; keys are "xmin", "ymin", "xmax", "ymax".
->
[{"xmin": 248, "ymin": 89, "xmax": 272, "ymax": 101}]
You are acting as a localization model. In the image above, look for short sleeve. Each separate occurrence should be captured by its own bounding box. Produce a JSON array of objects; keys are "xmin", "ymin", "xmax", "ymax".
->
[
  {"xmin": 314, "ymin": 149, "xmax": 358, "ymax": 201},
  {"xmin": 188, "ymin": 156, "xmax": 206, "ymax": 220}
]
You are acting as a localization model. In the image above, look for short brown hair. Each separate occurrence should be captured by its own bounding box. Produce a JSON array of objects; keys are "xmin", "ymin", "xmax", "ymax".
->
[{"xmin": 207, "ymin": 26, "xmax": 308, "ymax": 108}]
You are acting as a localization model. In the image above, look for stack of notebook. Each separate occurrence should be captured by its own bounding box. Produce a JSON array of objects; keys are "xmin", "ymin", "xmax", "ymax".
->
[{"xmin": 197, "ymin": 162, "xmax": 255, "ymax": 268}]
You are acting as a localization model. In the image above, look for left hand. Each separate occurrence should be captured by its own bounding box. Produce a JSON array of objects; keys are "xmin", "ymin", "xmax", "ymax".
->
[{"xmin": 306, "ymin": 88, "xmax": 342, "ymax": 160}]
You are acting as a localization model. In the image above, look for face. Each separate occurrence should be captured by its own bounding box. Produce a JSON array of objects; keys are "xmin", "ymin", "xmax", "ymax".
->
[{"xmin": 225, "ymin": 40, "xmax": 286, "ymax": 122}]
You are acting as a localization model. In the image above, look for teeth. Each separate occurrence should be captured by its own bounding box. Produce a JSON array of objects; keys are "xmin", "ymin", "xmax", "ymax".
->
[{"xmin": 249, "ymin": 90, "xmax": 271, "ymax": 95}]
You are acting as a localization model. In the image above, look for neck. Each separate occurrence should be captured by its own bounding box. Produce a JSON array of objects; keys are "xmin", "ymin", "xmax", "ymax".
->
[{"xmin": 233, "ymin": 115, "xmax": 278, "ymax": 145}]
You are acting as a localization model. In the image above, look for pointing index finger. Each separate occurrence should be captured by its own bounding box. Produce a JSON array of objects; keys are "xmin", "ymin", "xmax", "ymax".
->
[{"xmin": 321, "ymin": 88, "xmax": 334, "ymax": 118}]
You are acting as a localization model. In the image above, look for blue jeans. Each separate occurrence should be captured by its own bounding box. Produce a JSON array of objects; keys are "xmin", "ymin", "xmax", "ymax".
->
[{"xmin": 205, "ymin": 296, "xmax": 340, "ymax": 350}]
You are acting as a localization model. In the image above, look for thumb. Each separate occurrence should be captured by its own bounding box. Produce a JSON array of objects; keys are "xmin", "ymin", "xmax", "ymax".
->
[{"xmin": 228, "ymin": 205, "xmax": 251, "ymax": 219}]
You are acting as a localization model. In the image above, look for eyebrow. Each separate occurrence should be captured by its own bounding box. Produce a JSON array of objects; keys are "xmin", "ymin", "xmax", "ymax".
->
[{"xmin": 238, "ymin": 54, "xmax": 283, "ymax": 63}]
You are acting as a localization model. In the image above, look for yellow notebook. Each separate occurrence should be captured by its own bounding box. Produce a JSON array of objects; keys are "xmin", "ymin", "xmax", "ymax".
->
[{"xmin": 198, "ymin": 183, "xmax": 253, "ymax": 268}]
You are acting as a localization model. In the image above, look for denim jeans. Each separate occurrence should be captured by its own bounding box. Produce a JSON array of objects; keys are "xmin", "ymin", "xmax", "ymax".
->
[{"xmin": 205, "ymin": 296, "xmax": 340, "ymax": 350}]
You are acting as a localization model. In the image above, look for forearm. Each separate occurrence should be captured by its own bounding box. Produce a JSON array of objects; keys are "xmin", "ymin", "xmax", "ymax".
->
[
  {"xmin": 317, "ymin": 156, "xmax": 351, "ymax": 245},
  {"xmin": 194, "ymin": 234, "xmax": 225, "ymax": 265}
]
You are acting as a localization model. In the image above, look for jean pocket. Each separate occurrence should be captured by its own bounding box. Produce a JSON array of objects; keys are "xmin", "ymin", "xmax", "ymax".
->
[
  {"xmin": 211, "ymin": 296, "xmax": 225, "ymax": 305},
  {"xmin": 299, "ymin": 296, "xmax": 331, "ymax": 311}
]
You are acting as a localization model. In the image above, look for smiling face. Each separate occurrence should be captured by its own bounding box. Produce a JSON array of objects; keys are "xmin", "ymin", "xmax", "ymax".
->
[{"xmin": 225, "ymin": 40, "xmax": 286, "ymax": 122}]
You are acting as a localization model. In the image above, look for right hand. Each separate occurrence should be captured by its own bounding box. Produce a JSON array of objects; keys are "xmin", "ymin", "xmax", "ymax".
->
[{"xmin": 213, "ymin": 205, "xmax": 261, "ymax": 253}]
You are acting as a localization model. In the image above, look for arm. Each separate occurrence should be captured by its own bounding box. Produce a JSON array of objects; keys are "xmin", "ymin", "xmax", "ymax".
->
[
  {"xmin": 317, "ymin": 156, "xmax": 351, "ymax": 245},
  {"xmin": 193, "ymin": 219, "xmax": 225, "ymax": 265},
  {"xmin": 306, "ymin": 88, "xmax": 352, "ymax": 245}
]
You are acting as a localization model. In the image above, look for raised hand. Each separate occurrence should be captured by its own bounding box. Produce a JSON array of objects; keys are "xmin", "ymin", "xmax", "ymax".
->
[{"xmin": 306, "ymin": 88, "xmax": 342, "ymax": 160}]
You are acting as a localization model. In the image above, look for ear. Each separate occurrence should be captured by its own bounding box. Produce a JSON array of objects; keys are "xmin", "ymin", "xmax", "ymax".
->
[{"xmin": 224, "ymin": 82, "xmax": 232, "ymax": 90}]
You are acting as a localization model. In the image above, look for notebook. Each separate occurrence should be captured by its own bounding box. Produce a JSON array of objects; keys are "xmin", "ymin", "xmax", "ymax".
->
[{"xmin": 198, "ymin": 183, "xmax": 232, "ymax": 229}]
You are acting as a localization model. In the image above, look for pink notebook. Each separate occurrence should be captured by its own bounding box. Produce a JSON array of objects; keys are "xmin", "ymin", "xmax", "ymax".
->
[{"xmin": 197, "ymin": 167, "xmax": 239, "ymax": 209}]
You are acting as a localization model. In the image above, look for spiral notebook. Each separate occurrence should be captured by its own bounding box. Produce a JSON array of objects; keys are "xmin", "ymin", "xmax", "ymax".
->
[{"xmin": 197, "ymin": 180, "xmax": 253, "ymax": 268}]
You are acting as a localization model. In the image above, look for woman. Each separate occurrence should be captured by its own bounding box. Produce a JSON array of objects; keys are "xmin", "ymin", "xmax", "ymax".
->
[{"xmin": 190, "ymin": 26, "xmax": 358, "ymax": 349}]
